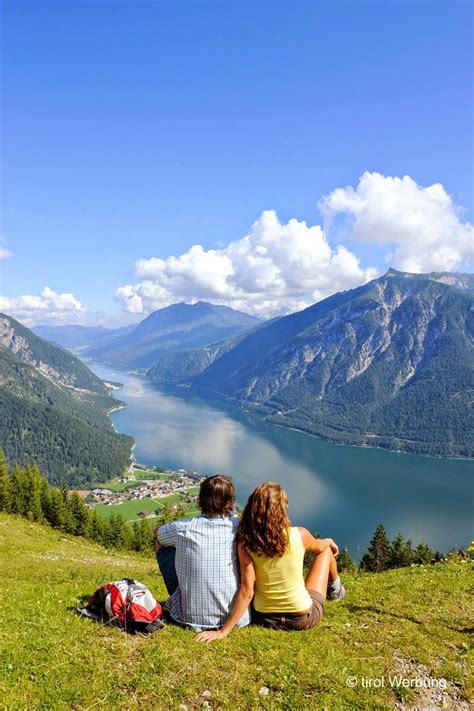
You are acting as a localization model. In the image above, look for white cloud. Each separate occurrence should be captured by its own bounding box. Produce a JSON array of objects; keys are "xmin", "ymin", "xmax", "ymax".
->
[
  {"xmin": 0, "ymin": 287, "xmax": 87, "ymax": 326},
  {"xmin": 319, "ymin": 172, "xmax": 474, "ymax": 273},
  {"xmin": 116, "ymin": 210, "xmax": 377, "ymax": 317},
  {"xmin": 0, "ymin": 247, "xmax": 13, "ymax": 260}
]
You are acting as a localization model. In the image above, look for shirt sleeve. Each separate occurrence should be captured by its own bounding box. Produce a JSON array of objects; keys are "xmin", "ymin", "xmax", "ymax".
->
[{"xmin": 157, "ymin": 521, "xmax": 178, "ymax": 547}]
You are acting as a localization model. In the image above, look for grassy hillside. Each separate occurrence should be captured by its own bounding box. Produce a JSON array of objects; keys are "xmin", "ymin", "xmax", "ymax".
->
[{"xmin": 1, "ymin": 514, "xmax": 472, "ymax": 710}]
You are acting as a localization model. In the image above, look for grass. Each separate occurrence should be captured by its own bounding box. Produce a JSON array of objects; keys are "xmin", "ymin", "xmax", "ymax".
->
[
  {"xmin": 0, "ymin": 514, "xmax": 472, "ymax": 711},
  {"xmin": 95, "ymin": 498, "xmax": 161, "ymax": 521},
  {"xmin": 133, "ymin": 471, "xmax": 171, "ymax": 481},
  {"xmin": 95, "ymin": 494, "xmax": 198, "ymax": 522}
]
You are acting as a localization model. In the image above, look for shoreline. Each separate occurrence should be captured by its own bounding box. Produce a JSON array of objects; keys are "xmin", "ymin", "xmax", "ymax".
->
[{"xmin": 98, "ymin": 364, "xmax": 473, "ymax": 464}]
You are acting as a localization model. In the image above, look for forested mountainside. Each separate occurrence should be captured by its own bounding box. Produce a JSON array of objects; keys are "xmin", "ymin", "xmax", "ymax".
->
[
  {"xmin": 0, "ymin": 314, "xmax": 132, "ymax": 485},
  {"xmin": 32, "ymin": 323, "xmax": 135, "ymax": 352},
  {"xmin": 85, "ymin": 301, "xmax": 261, "ymax": 369},
  {"xmin": 190, "ymin": 270, "xmax": 474, "ymax": 458}
]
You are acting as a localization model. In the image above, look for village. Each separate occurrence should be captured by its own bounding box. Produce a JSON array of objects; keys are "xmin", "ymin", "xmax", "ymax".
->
[{"xmin": 83, "ymin": 463, "xmax": 204, "ymax": 521}]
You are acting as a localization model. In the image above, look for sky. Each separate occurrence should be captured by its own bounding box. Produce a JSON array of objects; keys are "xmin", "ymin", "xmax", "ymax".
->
[{"xmin": 1, "ymin": 0, "xmax": 473, "ymax": 326}]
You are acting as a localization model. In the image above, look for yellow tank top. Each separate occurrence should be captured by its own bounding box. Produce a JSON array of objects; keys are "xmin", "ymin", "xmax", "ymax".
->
[{"xmin": 249, "ymin": 527, "xmax": 312, "ymax": 613}]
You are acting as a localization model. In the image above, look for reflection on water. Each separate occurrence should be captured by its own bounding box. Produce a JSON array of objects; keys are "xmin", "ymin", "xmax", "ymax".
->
[{"xmin": 93, "ymin": 364, "xmax": 474, "ymax": 558}]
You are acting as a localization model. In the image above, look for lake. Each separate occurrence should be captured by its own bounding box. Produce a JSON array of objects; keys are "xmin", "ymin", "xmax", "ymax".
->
[{"xmin": 91, "ymin": 363, "xmax": 473, "ymax": 558}]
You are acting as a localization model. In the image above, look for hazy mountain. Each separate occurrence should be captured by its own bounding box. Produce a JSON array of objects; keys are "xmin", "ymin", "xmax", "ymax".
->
[
  {"xmin": 0, "ymin": 314, "xmax": 132, "ymax": 484},
  {"xmin": 192, "ymin": 270, "xmax": 474, "ymax": 458},
  {"xmin": 85, "ymin": 301, "xmax": 261, "ymax": 369},
  {"xmin": 32, "ymin": 323, "xmax": 135, "ymax": 353}
]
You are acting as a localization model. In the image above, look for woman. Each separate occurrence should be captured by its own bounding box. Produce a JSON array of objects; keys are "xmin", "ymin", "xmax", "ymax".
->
[{"xmin": 195, "ymin": 481, "xmax": 345, "ymax": 642}]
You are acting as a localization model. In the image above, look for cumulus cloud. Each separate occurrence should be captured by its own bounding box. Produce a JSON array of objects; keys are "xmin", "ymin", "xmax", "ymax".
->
[
  {"xmin": 0, "ymin": 247, "xmax": 13, "ymax": 260},
  {"xmin": 116, "ymin": 210, "xmax": 378, "ymax": 317},
  {"xmin": 0, "ymin": 287, "xmax": 86, "ymax": 326},
  {"xmin": 319, "ymin": 172, "xmax": 474, "ymax": 273}
]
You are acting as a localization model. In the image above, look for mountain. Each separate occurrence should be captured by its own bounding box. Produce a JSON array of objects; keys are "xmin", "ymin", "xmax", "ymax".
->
[
  {"xmin": 32, "ymin": 323, "xmax": 135, "ymax": 352},
  {"xmin": 0, "ymin": 313, "xmax": 133, "ymax": 484},
  {"xmin": 85, "ymin": 301, "xmax": 261, "ymax": 369},
  {"xmin": 191, "ymin": 270, "xmax": 474, "ymax": 458}
]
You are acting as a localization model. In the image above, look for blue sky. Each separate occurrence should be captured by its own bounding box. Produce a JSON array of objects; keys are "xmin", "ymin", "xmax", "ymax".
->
[{"xmin": 1, "ymin": 0, "xmax": 472, "ymax": 325}]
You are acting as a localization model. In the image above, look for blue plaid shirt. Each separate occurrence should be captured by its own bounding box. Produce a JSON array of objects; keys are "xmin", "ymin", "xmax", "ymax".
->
[{"xmin": 157, "ymin": 515, "xmax": 251, "ymax": 631}]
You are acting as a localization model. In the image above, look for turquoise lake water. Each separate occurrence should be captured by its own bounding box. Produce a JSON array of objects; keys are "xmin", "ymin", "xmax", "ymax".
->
[{"xmin": 91, "ymin": 363, "xmax": 473, "ymax": 558}]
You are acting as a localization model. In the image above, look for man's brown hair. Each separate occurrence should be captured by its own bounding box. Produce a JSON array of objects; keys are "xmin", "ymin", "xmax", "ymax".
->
[{"xmin": 198, "ymin": 475, "xmax": 235, "ymax": 516}]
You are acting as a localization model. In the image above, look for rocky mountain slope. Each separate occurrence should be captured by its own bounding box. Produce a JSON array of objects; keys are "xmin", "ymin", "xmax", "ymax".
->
[
  {"xmin": 85, "ymin": 301, "xmax": 261, "ymax": 369},
  {"xmin": 192, "ymin": 270, "xmax": 474, "ymax": 457},
  {"xmin": 0, "ymin": 314, "xmax": 132, "ymax": 484}
]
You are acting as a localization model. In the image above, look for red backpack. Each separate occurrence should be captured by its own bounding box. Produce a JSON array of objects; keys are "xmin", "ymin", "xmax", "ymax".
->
[{"xmin": 81, "ymin": 578, "xmax": 164, "ymax": 634}]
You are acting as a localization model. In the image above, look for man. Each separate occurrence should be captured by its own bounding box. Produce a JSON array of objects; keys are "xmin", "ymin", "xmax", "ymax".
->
[{"xmin": 154, "ymin": 475, "xmax": 251, "ymax": 632}]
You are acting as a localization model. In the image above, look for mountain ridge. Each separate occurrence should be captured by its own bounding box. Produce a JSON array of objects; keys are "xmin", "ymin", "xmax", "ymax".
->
[
  {"xmin": 85, "ymin": 300, "xmax": 261, "ymax": 369},
  {"xmin": 188, "ymin": 271, "xmax": 474, "ymax": 458},
  {"xmin": 0, "ymin": 313, "xmax": 133, "ymax": 484}
]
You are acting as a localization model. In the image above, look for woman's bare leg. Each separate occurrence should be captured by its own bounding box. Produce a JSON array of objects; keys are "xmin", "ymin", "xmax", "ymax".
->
[{"xmin": 305, "ymin": 547, "xmax": 338, "ymax": 596}]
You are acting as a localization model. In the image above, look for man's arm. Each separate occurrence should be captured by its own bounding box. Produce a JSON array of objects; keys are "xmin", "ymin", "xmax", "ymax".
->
[
  {"xmin": 153, "ymin": 521, "xmax": 178, "ymax": 552},
  {"xmin": 299, "ymin": 527, "xmax": 339, "ymax": 556},
  {"xmin": 195, "ymin": 543, "xmax": 255, "ymax": 643}
]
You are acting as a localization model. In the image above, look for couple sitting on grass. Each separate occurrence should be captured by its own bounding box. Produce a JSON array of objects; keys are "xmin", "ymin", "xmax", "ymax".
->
[{"xmin": 154, "ymin": 475, "xmax": 345, "ymax": 641}]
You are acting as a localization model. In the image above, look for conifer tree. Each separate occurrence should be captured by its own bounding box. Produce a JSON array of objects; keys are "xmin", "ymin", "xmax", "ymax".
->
[
  {"xmin": 87, "ymin": 509, "xmax": 106, "ymax": 546},
  {"xmin": 0, "ymin": 448, "xmax": 11, "ymax": 513},
  {"xmin": 414, "ymin": 541, "xmax": 434, "ymax": 564},
  {"xmin": 336, "ymin": 548, "xmax": 356, "ymax": 573},
  {"xmin": 9, "ymin": 466, "xmax": 29, "ymax": 516},
  {"xmin": 388, "ymin": 532, "xmax": 413, "ymax": 568},
  {"xmin": 25, "ymin": 466, "xmax": 45, "ymax": 522},
  {"xmin": 131, "ymin": 518, "xmax": 152, "ymax": 552},
  {"xmin": 107, "ymin": 513, "xmax": 131, "ymax": 549},
  {"xmin": 47, "ymin": 488, "xmax": 67, "ymax": 529},
  {"xmin": 39, "ymin": 477, "xmax": 51, "ymax": 522},
  {"xmin": 69, "ymin": 492, "xmax": 90, "ymax": 537},
  {"xmin": 60, "ymin": 488, "xmax": 76, "ymax": 534},
  {"xmin": 360, "ymin": 523, "xmax": 390, "ymax": 572}
]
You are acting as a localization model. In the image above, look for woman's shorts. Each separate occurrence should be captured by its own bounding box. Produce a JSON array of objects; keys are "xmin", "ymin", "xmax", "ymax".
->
[{"xmin": 252, "ymin": 590, "xmax": 325, "ymax": 631}]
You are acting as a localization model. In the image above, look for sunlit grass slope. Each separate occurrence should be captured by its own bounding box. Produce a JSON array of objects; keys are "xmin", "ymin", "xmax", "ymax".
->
[{"xmin": 0, "ymin": 514, "xmax": 472, "ymax": 710}]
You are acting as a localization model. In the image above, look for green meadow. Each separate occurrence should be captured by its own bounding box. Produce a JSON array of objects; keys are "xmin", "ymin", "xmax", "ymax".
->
[{"xmin": 1, "ymin": 514, "xmax": 472, "ymax": 710}]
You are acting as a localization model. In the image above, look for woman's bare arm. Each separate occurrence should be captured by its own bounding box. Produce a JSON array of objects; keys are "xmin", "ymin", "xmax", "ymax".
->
[
  {"xmin": 299, "ymin": 527, "xmax": 339, "ymax": 556},
  {"xmin": 195, "ymin": 543, "xmax": 256, "ymax": 643}
]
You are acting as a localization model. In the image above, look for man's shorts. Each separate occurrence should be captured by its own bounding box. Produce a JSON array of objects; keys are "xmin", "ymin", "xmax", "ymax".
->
[{"xmin": 251, "ymin": 590, "xmax": 325, "ymax": 631}]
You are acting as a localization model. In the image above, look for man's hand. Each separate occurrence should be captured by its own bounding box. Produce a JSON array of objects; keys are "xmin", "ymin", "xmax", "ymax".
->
[{"xmin": 195, "ymin": 629, "xmax": 227, "ymax": 643}]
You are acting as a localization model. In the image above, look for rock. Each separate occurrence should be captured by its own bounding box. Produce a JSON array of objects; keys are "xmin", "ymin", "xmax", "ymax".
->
[{"xmin": 259, "ymin": 686, "xmax": 270, "ymax": 696}]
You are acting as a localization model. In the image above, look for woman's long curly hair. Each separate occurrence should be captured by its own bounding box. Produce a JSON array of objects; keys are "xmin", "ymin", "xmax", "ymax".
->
[{"xmin": 238, "ymin": 482, "xmax": 291, "ymax": 558}]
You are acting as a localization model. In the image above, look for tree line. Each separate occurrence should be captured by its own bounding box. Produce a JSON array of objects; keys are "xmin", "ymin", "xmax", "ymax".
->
[
  {"xmin": 0, "ymin": 449, "xmax": 470, "ymax": 568},
  {"xmin": 0, "ymin": 449, "xmax": 179, "ymax": 554}
]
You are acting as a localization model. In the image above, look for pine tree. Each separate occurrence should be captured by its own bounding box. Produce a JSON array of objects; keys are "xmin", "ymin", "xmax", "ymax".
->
[
  {"xmin": 87, "ymin": 509, "xmax": 106, "ymax": 546},
  {"xmin": 388, "ymin": 532, "xmax": 413, "ymax": 568},
  {"xmin": 360, "ymin": 523, "xmax": 390, "ymax": 572},
  {"xmin": 60, "ymin": 489, "xmax": 76, "ymax": 534},
  {"xmin": 108, "ymin": 513, "xmax": 131, "ymax": 549},
  {"xmin": 69, "ymin": 493, "xmax": 90, "ymax": 537},
  {"xmin": 25, "ymin": 466, "xmax": 45, "ymax": 522},
  {"xmin": 9, "ymin": 467, "xmax": 29, "ymax": 516},
  {"xmin": 0, "ymin": 448, "xmax": 12, "ymax": 512},
  {"xmin": 47, "ymin": 488, "xmax": 67, "ymax": 529},
  {"xmin": 132, "ymin": 518, "xmax": 152, "ymax": 552},
  {"xmin": 39, "ymin": 478, "xmax": 51, "ymax": 522},
  {"xmin": 413, "ymin": 541, "xmax": 434, "ymax": 564},
  {"xmin": 336, "ymin": 548, "xmax": 356, "ymax": 573}
]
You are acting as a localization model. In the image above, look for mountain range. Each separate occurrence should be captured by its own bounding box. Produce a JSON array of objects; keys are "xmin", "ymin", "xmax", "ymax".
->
[
  {"xmin": 146, "ymin": 270, "xmax": 474, "ymax": 458},
  {"xmin": 81, "ymin": 301, "xmax": 261, "ymax": 369},
  {"xmin": 32, "ymin": 323, "xmax": 135, "ymax": 352},
  {"xmin": 0, "ymin": 314, "xmax": 132, "ymax": 484}
]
